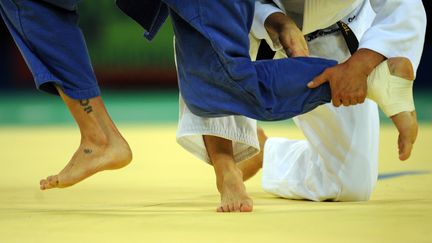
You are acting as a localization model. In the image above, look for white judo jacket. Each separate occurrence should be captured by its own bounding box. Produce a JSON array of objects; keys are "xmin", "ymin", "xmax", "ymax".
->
[{"xmin": 252, "ymin": 0, "xmax": 427, "ymax": 72}]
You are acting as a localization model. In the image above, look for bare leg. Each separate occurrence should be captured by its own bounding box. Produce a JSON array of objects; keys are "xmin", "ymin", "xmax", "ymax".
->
[
  {"xmin": 237, "ymin": 128, "xmax": 267, "ymax": 181},
  {"xmin": 39, "ymin": 87, "xmax": 132, "ymax": 190},
  {"xmin": 203, "ymin": 135, "xmax": 253, "ymax": 212}
]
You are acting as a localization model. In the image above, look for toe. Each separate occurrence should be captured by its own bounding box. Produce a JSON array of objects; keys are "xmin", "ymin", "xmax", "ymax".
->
[
  {"xmin": 217, "ymin": 204, "xmax": 231, "ymax": 213},
  {"xmin": 221, "ymin": 204, "xmax": 230, "ymax": 213},
  {"xmin": 228, "ymin": 203, "xmax": 240, "ymax": 212},
  {"xmin": 232, "ymin": 202, "xmax": 241, "ymax": 212},
  {"xmin": 47, "ymin": 175, "xmax": 60, "ymax": 188},
  {"xmin": 391, "ymin": 111, "xmax": 418, "ymax": 161},
  {"xmin": 398, "ymin": 139, "xmax": 413, "ymax": 161},
  {"xmin": 240, "ymin": 199, "xmax": 253, "ymax": 212},
  {"xmin": 224, "ymin": 205, "xmax": 231, "ymax": 212},
  {"xmin": 39, "ymin": 179, "xmax": 47, "ymax": 190},
  {"xmin": 240, "ymin": 204, "xmax": 253, "ymax": 212},
  {"xmin": 227, "ymin": 204, "xmax": 234, "ymax": 212}
]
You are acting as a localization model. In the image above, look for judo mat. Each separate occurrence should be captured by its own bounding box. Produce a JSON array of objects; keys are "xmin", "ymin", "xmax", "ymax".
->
[
  {"xmin": 0, "ymin": 90, "xmax": 431, "ymax": 243},
  {"xmin": 1, "ymin": 123, "xmax": 431, "ymax": 243}
]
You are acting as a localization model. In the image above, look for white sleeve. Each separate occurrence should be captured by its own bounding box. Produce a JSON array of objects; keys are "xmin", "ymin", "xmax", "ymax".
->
[
  {"xmin": 358, "ymin": 0, "xmax": 427, "ymax": 72},
  {"xmin": 251, "ymin": 0, "xmax": 284, "ymax": 51}
]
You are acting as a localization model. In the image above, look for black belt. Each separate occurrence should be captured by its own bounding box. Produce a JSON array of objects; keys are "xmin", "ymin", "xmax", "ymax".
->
[
  {"xmin": 336, "ymin": 21, "xmax": 359, "ymax": 55},
  {"xmin": 256, "ymin": 20, "xmax": 359, "ymax": 60}
]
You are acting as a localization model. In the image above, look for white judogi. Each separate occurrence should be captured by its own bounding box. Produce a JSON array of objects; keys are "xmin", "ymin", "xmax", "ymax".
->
[{"xmin": 176, "ymin": 0, "xmax": 426, "ymax": 201}]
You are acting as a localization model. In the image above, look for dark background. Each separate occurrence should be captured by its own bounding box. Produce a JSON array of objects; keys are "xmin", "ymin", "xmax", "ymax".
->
[{"xmin": 0, "ymin": 1, "xmax": 431, "ymax": 92}]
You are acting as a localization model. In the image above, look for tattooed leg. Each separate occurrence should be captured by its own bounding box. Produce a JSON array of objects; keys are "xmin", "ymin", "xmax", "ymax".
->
[
  {"xmin": 39, "ymin": 86, "xmax": 132, "ymax": 190},
  {"xmin": 79, "ymin": 99, "xmax": 93, "ymax": 114}
]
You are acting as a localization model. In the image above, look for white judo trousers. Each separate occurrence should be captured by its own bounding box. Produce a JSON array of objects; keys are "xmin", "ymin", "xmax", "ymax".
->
[
  {"xmin": 261, "ymin": 32, "xmax": 380, "ymax": 202},
  {"xmin": 177, "ymin": 31, "xmax": 379, "ymax": 202},
  {"xmin": 176, "ymin": 0, "xmax": 425, "ymax": 202}
]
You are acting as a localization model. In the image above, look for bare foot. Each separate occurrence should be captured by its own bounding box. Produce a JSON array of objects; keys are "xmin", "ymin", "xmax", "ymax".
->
[
  {"xmin": 237, "ymin": 128, "xmax": 268, "ymax": 181},
  {"xmin": 203, "ymin": 135, "xmax": 253, "ymax": 212},
  {"xmin": 40, "ymin": 137, "xmax": 132, "ymax": 190},
  {"xmin": 391, "ymin": 111, "xmax": 418, "ymax": 161},
  {"xmin": 39, "ymin": 90, "xmax": 132, "ymax": 190},
  {"xmin": 367, "ymin": 57, "xmax": 418, "ymax": 160},
  {"xmin": 216, "ymin": 167, "xmax": 253, "ymax": 213}
]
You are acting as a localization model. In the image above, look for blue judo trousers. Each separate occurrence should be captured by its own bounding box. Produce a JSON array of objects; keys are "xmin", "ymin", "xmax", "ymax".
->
[
  {"xmin": 1, "ymin": 0, "xmax": 337, "ymax": 121},
  {"xmin": 0, "ymin": 0, "xmax": 100, "ymax": 99}
]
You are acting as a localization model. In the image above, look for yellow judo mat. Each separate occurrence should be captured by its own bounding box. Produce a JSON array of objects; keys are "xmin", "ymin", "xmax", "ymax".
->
[{"xmin": 1, "ymin": 124, "xmax": 431, "ymax": 243}]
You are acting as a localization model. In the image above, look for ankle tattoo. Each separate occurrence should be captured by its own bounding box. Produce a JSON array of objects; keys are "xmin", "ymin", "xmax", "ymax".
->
[
  {"xmin": 84, "ymin": 148, "xmax": 92, "ymax": 154},
  {"xmin": 79, "ymin": 99, "xmax": 93, "ymax": 114}
]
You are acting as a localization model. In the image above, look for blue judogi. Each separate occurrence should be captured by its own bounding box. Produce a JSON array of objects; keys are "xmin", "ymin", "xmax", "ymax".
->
[
  {"xmin": 0, "ymin": 0, "xmax": 99, "ymax": 99},
  {"xmin": 118, "ymin": 0, "xmax": 336, "ymax": 121},
  {"xmin": 1, "ymin": 0, "xmax": 336, "ymax": 121}
]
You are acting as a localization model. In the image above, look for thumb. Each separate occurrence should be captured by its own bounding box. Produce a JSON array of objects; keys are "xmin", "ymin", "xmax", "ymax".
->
[{"xmin": 307, "ymin": 72, "xmax": 329, "ymax": 88}]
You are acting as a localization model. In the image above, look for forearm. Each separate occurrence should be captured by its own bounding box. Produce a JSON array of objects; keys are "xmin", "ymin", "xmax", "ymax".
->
[
  {"xmin": 347, "ymin": 48, "xmax": 386, "ymax": 76},
  {"xmin": 359, "ymin": 0, "xmax": 426, "ymax": 73}
]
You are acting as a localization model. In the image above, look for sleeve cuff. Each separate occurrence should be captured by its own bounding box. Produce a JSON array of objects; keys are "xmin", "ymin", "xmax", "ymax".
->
[{"xmin": 251, "ymin": 1, "xmax": 283, "ymax": 41}]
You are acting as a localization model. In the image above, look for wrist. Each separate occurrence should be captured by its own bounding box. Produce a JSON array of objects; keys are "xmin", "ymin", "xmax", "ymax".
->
[{"xmin": 348, "ymin": 48, "xmax": 386, "ymax": 75}]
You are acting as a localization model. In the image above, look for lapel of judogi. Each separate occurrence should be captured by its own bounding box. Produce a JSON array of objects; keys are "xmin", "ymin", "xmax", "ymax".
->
[
  {"xmin": 275, "ymin": 0, "xmax": 360, "ymax": 34},
  {"xmin": 116, "ymin": 0, "xmax": 169, "ymax": 40}
]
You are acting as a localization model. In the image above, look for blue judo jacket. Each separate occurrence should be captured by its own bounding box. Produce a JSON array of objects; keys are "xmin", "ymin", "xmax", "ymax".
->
[{"xmin": 119, "ymin": 0, "xmax": 337, "ymax": 121}]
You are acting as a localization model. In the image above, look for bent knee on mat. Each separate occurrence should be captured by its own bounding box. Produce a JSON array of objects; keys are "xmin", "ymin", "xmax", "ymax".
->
[{"xmin": 338, "ymin": 184, "xmax": 373, "ymax": 202}]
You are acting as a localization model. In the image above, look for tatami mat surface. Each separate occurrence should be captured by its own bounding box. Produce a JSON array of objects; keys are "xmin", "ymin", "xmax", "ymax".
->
[{"xmin": 0, "ymin": 124, "xmax": 431, "ymax": 243}]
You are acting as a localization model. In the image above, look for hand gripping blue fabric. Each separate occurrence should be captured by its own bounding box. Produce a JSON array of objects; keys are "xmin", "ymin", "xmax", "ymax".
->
[{"xmin": 117, "ymin": 0, "xmax": 338, "ymax": 121}]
